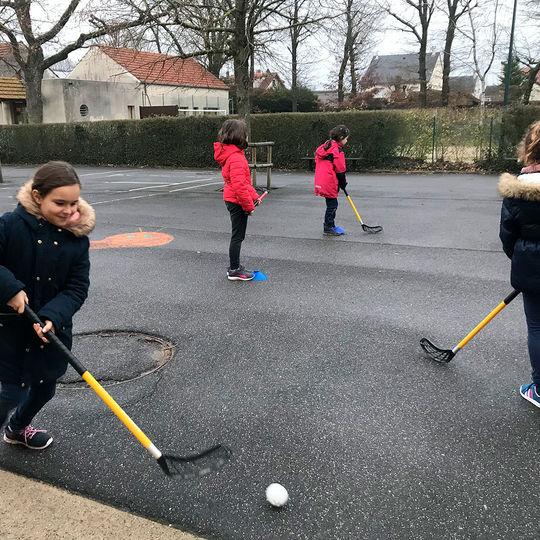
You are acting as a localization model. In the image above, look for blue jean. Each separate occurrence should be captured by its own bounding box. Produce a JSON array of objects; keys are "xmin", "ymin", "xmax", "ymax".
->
[
  {"xmin": 324, "ymin": 197, "xmax": 338, "ymax": 229},
  {"xmin": 523, "ymin": 293, "xmax": 540, "ymax": 386},
  {"xmin": 0, "ymin": 381, "xmax": 56, "ymax": 431}
]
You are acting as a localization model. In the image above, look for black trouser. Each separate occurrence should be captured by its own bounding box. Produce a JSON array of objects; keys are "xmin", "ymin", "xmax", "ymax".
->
[
  {"xmin": 324, "ymin": 197, "xmax": 338, "ymax": 229},
  {"xmin": 0, "ymin": 381, "xmax": 56, "ymax": 431},
  {"xmin": 226, "ymin": 201, "xmax": 249, "ymax": 270}
]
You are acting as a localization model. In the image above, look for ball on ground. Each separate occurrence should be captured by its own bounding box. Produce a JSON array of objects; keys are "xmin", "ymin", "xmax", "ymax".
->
[{"xmin": 265, "ymin": 483, "xmax": 289, "ymax": 507}]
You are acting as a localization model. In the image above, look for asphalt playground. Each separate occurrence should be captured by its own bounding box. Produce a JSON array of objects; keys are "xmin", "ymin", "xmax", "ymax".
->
[{"xmin": 0, "ymin": 164, "xmax": 538, "ymax": 539}]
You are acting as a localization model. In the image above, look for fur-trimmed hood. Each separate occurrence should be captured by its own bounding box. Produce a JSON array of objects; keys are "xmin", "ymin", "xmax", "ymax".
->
[
  {"xmin": 498, "ymin": 172, "xmax": 540, "ymax": 201},
  {"xmin": 16, "ymin": 180, "xmax": 95, "ymax": 237}
]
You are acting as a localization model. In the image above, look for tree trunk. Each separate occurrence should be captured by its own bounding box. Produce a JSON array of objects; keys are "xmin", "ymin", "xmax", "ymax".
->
[
  {"xmin": 347, "ymin": 0, "xmax": 356, "ymax": 96},
  {"xmin": 337, "ymin": 49, "xmax": 348, "ymax": 104},
  {"xmin": 290, "ymin": 0, "xmax": 299, "ymax": 112},
  {"xmin": 232, "ymin": 0, "xmax": 251, "ymax": 125},
  {"xmin": 441, "ymin": 11, "xmax": 457, "ymax": 106},
  {"xmin": 418, "ymin": 39, "xmax": 428, "ymax": 107},
  {"xmin": 522, "ymin": 62, "xmax": 540, "ymax": 105},
  {"xmin": 350, "ymin": 49, "xmax": 357, "ymax": 96},
  {"xmin": 291, "ymin": 38, "xmax": 298, "ymax": 112},
  {"xmin": 23, "ymin": 47, "xmax": 46, "ymax": 124},
  {"xmin": 207, "ymin": 52, "xmax": 226, "ymax": 78}
]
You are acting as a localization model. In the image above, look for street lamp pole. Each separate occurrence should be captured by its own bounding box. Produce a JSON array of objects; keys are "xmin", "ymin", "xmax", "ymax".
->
[{"xmin": 503, "ymin": 0, "xmax": 518, "ymax": 106}]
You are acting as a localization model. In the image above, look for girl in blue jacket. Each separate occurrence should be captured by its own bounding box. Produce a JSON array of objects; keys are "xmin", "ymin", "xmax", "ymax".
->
[
  {"xmin": 499, "ymin": 120, "xmax": 540, "ymax": 408},
  {"xmin": 0, "ymin": 161, "xmax": 95, "ymax": 449}
]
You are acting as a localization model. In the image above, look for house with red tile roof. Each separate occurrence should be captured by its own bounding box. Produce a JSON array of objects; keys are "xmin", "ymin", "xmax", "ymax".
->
[
  {"xmin": 253, "ymin": 70, "xmax": 286, "ymax": 92},
  {"xmin": 41, "ymin": 45, "xmax": 229, "ymax": 123}
]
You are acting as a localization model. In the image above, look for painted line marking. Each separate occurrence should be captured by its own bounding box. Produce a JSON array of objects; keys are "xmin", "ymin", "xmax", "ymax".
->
[
  {"xmin": 127, "ymin": 178, "xmax": 215, "ymax": 192},
  {"xmin": 168, "ymin": 181, "xmax": 221, "ymax": 193},
  {"xmin": 91, "ymin": 181, "xmax": 222, "ymax": 205},
  {"xmin": 79, "ymin": 170, "xmax": 133, "ymax": 177}
]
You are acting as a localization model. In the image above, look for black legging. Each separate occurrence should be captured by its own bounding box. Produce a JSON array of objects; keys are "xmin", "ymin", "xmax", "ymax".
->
[{"xmin": 226, "ymin": 201, "xmax": 249, "ymax": 270}]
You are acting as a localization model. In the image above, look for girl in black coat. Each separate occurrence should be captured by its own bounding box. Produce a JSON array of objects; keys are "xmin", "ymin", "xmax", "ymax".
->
[
  {"xmin": 0, "ymin": 161, "xmax": 95, "ymax": 449},
  {"xmin": 499, "ymin": 120, "xmax": 540, "ymax": 409}
]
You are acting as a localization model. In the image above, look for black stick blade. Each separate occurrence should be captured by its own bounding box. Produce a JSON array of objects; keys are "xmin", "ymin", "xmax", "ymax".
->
[
  {"xmin": 158, "ymin": 444, "xmax": 231, "ymax": 479},
  {"xmin": 420, "ymin": 338, "xmax": 455, "ymax": 363},
  {"xmin": 362, "ymin": 224, "xmax": 383, "ymax": 234}
]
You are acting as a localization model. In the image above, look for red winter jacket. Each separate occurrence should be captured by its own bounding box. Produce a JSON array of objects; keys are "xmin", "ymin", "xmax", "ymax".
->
[
  {"xmin": 214, "ymin": 142, "xmax": 259, "ymax": 212},
  {"xmin": 313, "ymin": 140, "xmax": 346, "ymax": 199}
]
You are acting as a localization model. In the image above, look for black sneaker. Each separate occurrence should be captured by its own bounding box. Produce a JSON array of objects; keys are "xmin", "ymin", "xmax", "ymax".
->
[
  {"xmin": 323, "ymin": 228, "xmax": 341, "ymax": 236},
  {"xmin": 227, "ymin": 266, "xmax": 255, "ymax": 281},
  {"xmin": 4, "ymin": 424, "xmax": 53, "ymax": 450}
]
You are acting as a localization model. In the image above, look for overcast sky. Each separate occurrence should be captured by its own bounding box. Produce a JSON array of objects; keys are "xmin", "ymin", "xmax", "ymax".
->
[{"xmin": 31, "ymin": 0, "xmax": 538, "ymax": 89}]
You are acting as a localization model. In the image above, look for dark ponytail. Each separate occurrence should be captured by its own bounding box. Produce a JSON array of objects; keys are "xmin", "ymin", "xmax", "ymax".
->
[{"xmin": 323, "ymin": 125, "xmax": 350, "ymax": 150}]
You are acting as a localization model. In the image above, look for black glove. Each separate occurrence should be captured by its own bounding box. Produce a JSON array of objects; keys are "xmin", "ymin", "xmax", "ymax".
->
[{"xmin": 336, "ymin": 172, "xmax": 347, "ymax": 190}]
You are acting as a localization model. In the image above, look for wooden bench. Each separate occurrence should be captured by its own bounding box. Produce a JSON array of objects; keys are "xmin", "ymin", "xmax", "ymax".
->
[{"xmin": 301, "ymin": 157, "xmax": 366, "ymax": 171}]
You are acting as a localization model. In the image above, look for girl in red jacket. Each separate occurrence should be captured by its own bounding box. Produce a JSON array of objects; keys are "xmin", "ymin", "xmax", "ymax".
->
[
  {"xmin": 314, "ymin": 125, "xmax": 350, "ymax": 236},
  {"xmin": 214, "ymin": 119, "xmax": 261, "ymax": 280}
]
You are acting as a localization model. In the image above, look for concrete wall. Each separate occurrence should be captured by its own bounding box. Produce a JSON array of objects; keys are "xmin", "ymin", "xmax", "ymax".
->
[
  {"xmin": 67, "ymin": 47, "xmax": 229, "ymax": 115},
  {"xmin": 42, "ymin": 79, "xmax": 142, "ymax": 123},
  {"xmin": 531, "ymin": 83, "xmax": 540, "ymax": 102},
  {"xmin": 141, "ymin": 83, "xmax": 228, "ymax": 112},
  {"xmin": 428, "ymin": 58, "xmax": 443, "ymax": 91},
  {"xmin": 0, "ymin": 102, "xmax": 12, "ymax": 124},
  {"xmin": 68, "ymin": 48, "xmax": 137, "ymax": 84}
]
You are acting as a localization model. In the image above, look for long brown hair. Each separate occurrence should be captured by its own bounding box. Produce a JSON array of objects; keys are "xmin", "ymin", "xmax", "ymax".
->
[
  {"xmin": 323, "ymin": 125, "xmax": 350, "ymax": 151},
  {"xmin": 518, "ymin": 120, "xmax": 540, "ymax": 166},
  {"xmin": 218, "ymin": 119, "xmax": 249, "ymax": 150},
  {"xmin": 32, "ymin": 161, "xmax": 80, "ymax": 197}
]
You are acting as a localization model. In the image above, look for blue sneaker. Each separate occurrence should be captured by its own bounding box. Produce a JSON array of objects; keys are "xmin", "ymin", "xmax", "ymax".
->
[
  {"xmin": 4, "ymin": 424, "xmax": 53, "ymax": 450},
  {"xmin": 333, "ymin": 226, "xmax": 345, "ymax": 235},
  {"xmin": 520, "ymin": 383, "xmax": 540, "ymax": 409}
]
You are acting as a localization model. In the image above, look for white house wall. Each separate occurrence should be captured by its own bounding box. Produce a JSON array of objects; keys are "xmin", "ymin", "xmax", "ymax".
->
[
  {"xmin": 428, "ymin": 58, "xmax": 443, "ymax": 90},
  {"xmin": 68, "ymin": 48, "xmax": 138, "ymax": 84},
  {"xmin": 141, "ymin": 83, "xmax": 228, "ymax": 112},
  {"xmin": 42, "ymin": 79, "xmax": 142, "ymax": 123},
  {"xmin": 0, "ymin": 102, "xmax": 12, "ymax": 124},
  {"xmin": 531, "ymin": 83, "xmax": 540, "ymax": 102}
]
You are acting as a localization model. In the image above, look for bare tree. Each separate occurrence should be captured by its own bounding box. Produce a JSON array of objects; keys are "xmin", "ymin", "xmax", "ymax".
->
[
  {"xmin": 383, "ymin": 0, "xmax": 437, "ymax": 107},
  {"xmin": 521, "ymin": 57, "xmax": 540, "ymax": 104},
  {"xmin": 157, "ymin": 0, "xmax": 328, "ymax": 122},
  {"xmin": 440, "ymin": 0, "xmax": 475, "ymax": 106},
  {"xmin": 324, "ymin": 0, "xmax": 379, "ymax": 104},
  {"xmin": 283, "ymin": 0, "xmax": 316, "ymax": 112},
  {"xmin": 0, "ymin": 0, "xmax": 161, "ymax": 123},
  {"xmin": 458, "ymin": 0, "xmax": 502, "ymax": 107},
  {"xmin": 513, "ymin": 2, "xmax": 540, "ymax": 104}
]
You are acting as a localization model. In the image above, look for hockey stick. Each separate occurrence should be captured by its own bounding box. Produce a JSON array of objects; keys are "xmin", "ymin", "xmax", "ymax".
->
[
  {"xmin": 342, "ymin": 188, "xmax": 382, "ymax": 233},
  {"xmin": 245, "ymin": 190, "xmax": 268, "ymax": 215},
  {"xmin": 420, "ymin": 289, "xmax": 520, "ymax": 363},
  {"xmin": 24, "ymin": 306, "xmax": 230, "ymax": 478},
  {"xmin": 254, "ymin": 190, "xmax": 268, "ymax": 206}
]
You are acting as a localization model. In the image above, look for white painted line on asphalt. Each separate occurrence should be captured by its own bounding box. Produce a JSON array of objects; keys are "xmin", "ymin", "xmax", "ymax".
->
[
  {"xmin": 127, "ymin": 183, "xmax": 179, "ymax": 192},
  {"xmin": 102, "ymin": 181, "xmax": 171, "ymax": 184},
  {"xmin": 79, "ymin": 170, "xmax": 133, "ymax": 176},
  {"xmin": 127, "ymin": 177, "xmax": 215, "ymax": 192},
  {"xmin": 169, "ymin": 181, "xmax": 221, "ymax": 193},
  {"xmin": 91, "ymin": 181, "xmax": 222, "ymax": 205}
]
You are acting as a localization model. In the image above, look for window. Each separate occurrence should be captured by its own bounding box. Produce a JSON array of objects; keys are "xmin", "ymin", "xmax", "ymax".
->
[
  {"xmin": 80, "ymin": 104, "xmax": 89, "ymax": 117},
  {"xmin": 128, "ymin": 105, "xmax": 134, "ymax": 119}
]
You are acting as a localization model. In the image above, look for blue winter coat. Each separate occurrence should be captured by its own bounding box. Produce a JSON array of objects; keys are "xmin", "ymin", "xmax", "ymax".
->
[
  {"xmin": 0, "ymin": 181, "xmax": 95, "ymax": 385},
  {"xmin": 499, "ymin": 172, "xmax": 540, "ymax": 294}
]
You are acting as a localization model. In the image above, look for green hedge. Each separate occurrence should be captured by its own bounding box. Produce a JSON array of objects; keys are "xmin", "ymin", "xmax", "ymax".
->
[{"xmin": 0, "ymin": 107, "xmax": 539, "ymax": 169}]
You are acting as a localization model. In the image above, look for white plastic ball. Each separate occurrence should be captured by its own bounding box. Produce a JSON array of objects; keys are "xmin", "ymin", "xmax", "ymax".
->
[{"xmin": 265, "ymin": 483, "xmax": 289, "ymax": 507}]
